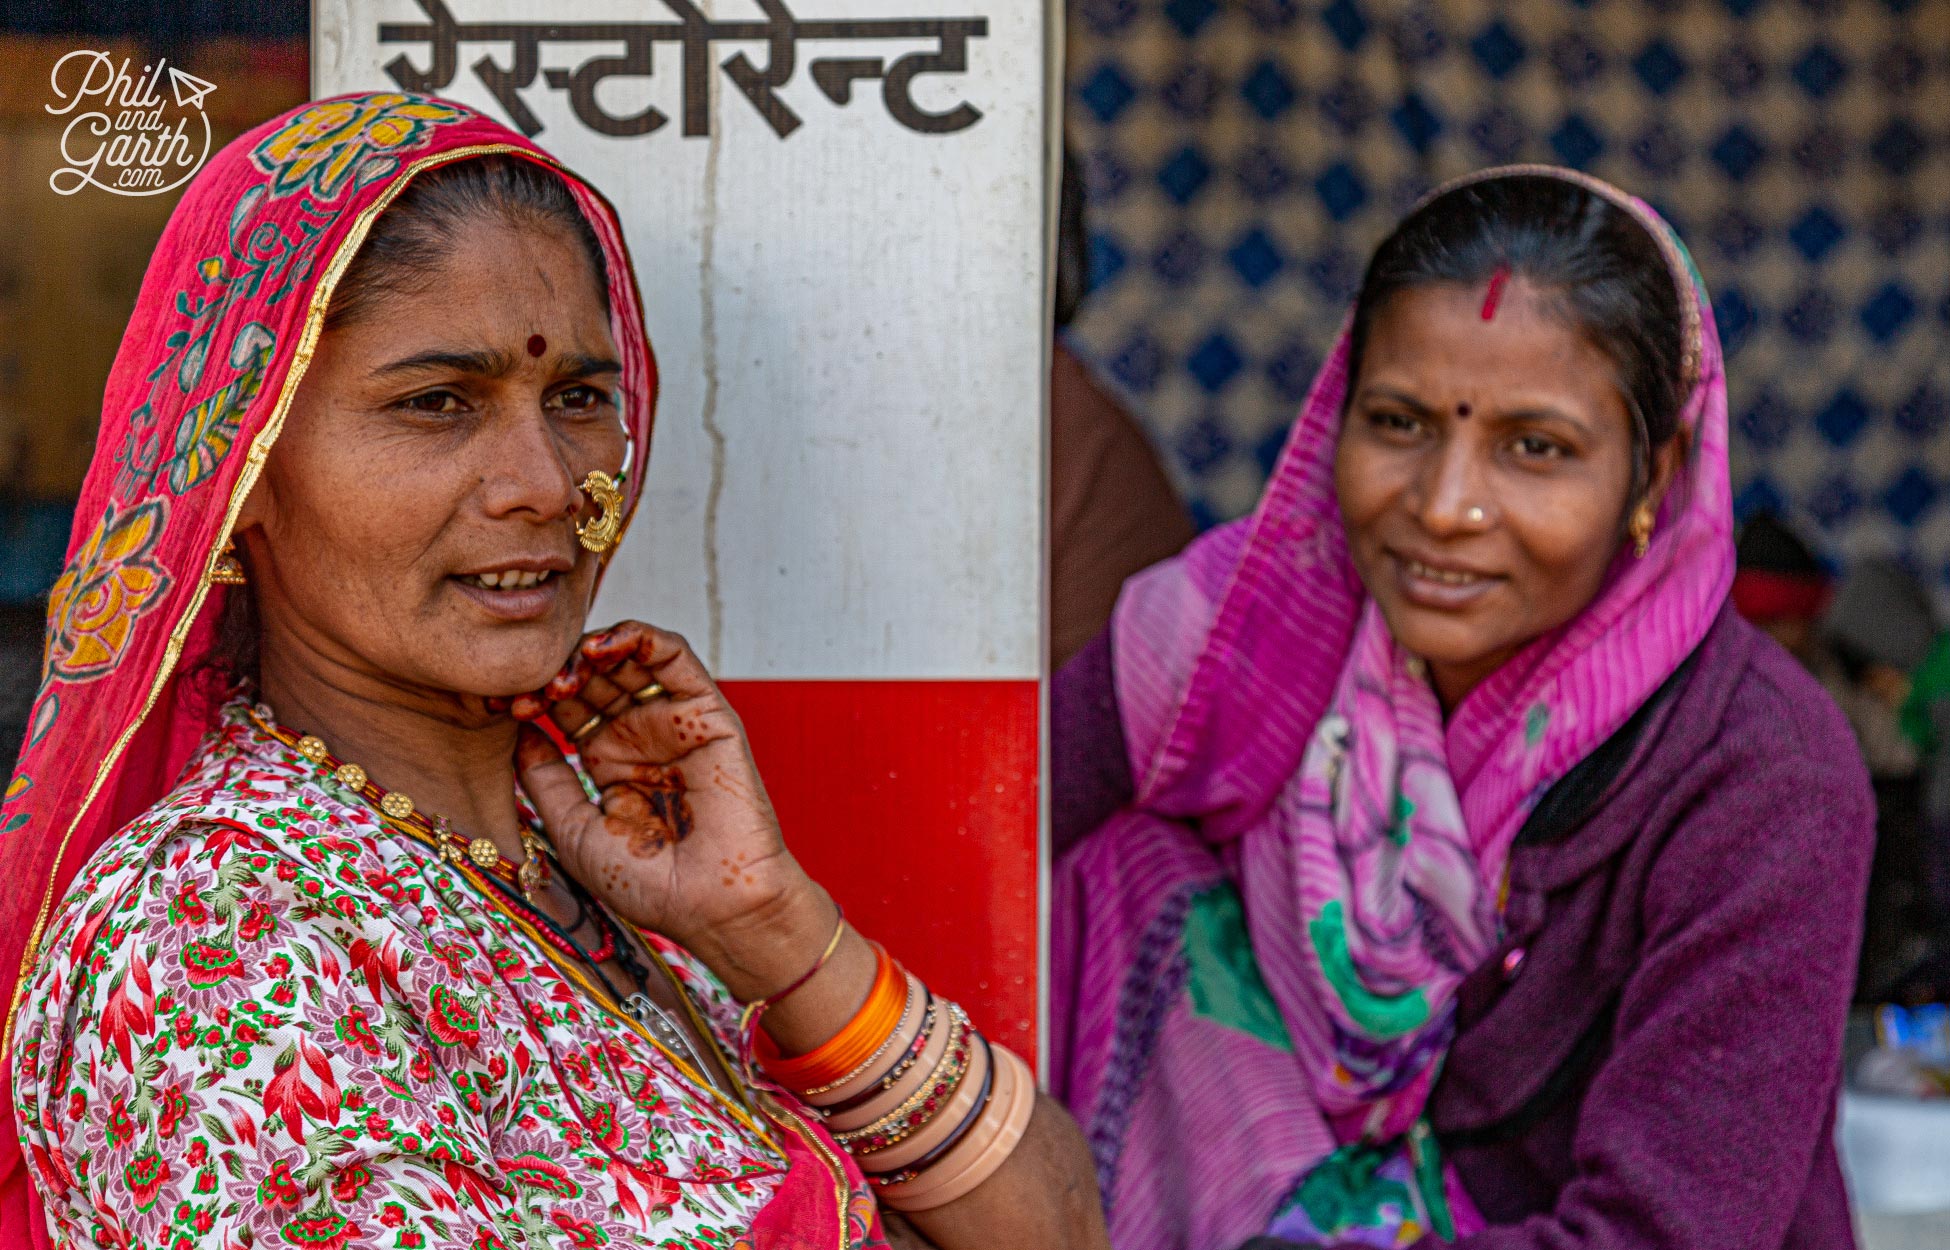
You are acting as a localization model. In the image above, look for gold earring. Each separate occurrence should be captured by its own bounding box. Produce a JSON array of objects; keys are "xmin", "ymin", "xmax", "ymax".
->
[
  {"xmin": 1629, "ymin": 503, "xmax": 1656, "ymax": 559},
  {"xmin": 576, "ymin": 470, "xmax": 624, "ymax": 554},
  {"xmin": 211, "ymin": 541, "xmax": 247, "ymax": 585}
]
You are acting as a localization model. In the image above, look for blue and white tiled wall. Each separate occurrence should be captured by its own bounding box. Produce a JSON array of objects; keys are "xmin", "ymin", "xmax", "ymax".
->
[{"xmin": 1063, "ymin": 0, "xmax": 1950, "ymax": 592}]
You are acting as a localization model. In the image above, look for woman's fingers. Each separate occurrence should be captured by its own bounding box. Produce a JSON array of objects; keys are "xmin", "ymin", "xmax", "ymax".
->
[
  {"xmin": 514, "ymin": 725, "xmax": 596, "ymax": 837},
  {"xmin": 545, "ymin": 651, "xmax": 597, "ymax": 702},
  {"xmin": 579, "ymin": 623, "xmax": 638, "ymax": 669},
  {"xmin": 580, "ymin": 671, "xmax": 632, "ymax": 719},
  {"xmin": 606, "ymin": 657, "xmax": 660, "ymax": 701},
  {"xmin": 549, "ymin": 694, "xmax": 607, "ymax": 746},
  {"xmin": 513, "ymin": 621, "xmax": 724, "ymax": 751},
  {"xmin": 597, "ymin": 621, "xmax": 722, "ymax": 703}
]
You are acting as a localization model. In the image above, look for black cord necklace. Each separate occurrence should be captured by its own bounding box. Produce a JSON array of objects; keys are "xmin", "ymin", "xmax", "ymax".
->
[{"xmin": 477, "ymin": 863, "xmax": 723, "ymax": 1092}]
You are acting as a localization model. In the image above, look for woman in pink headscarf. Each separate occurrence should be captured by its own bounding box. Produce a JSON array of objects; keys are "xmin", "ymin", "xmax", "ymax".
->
[
  {"xmin": 1049, "ymin": 168, "xmax": 1874, "ymax": 1249},
  {"xmin": 0, "ymin": 94, "xmax": 1108, "ymax": 1249}
]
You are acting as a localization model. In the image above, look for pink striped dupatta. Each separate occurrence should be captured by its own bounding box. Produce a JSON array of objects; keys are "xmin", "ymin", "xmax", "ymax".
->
[{"xmin": 1048, "ymin": 166, "xmax": 1732, "ymax": 1250}]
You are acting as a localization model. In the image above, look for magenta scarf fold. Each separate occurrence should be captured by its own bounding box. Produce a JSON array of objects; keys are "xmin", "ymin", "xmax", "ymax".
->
[{"xmin": 1051, "ymin": 166, "xmax": 1733, "ymax": 1250}]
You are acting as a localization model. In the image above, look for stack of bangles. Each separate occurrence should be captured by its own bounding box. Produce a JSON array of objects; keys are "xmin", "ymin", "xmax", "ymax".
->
[{"xmin": 748, "ymin": 933, "xmax": 1035, "ymax": 1212}]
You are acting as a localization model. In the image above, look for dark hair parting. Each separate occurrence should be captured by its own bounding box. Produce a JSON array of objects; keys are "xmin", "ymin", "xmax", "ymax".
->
[{"xmin": 324, "ymin": 154, "xmax": 610, "ymax": 332}]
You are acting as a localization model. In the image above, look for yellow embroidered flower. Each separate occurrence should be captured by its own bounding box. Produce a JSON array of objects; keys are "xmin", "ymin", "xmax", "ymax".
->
[
  {"xmin": 0, "ymin": 774, "xmax": 27, "ymax": 834},
  {"xmin": 45, "ymin": 500, "xmax": 171, "ymax": 682},
  {"xmin": 251, "ymin": 93, "xmax": 469, "ymax": 202}
]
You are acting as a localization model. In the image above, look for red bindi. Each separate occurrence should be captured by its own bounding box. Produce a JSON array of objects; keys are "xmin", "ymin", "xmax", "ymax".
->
[
  {"xmin": 1480, "ymin": 265, "xmax": 1511, "ymax": 321},
  {"xmin": 526, "ymin": 333, "xmax": 546, "ymax": 357},
  {"xmin": 1456, "ymin": 403, "xmax": 1473, "ymax": 418}
]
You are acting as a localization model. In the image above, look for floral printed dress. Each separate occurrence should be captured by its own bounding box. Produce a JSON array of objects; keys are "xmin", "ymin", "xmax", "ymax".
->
[{"xmin": 13, "ymin": 701, "xmax": 881, "ymax": 1249}]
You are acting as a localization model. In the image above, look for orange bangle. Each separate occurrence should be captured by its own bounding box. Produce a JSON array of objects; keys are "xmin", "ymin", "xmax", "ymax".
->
[{"xmin": 758, "ymin": 943, "xmax": 906, "ymax": 1090}]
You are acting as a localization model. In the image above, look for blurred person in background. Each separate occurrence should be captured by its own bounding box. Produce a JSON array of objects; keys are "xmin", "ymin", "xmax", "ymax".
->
[
  {"xmin": 1729, "ymin": 510, "xmax": 1832, "ymax": 664},
  {"xmin": 1817, "ymin": 560, "xmax": 1939, "ymax": 1000},
  {"xmin": 1049, "ymin": 147, "xmax": 1195, "ymax": 668}
]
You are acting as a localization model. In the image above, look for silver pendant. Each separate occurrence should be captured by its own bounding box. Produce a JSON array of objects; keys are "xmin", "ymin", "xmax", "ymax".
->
[{"xmin": 623, "ymin": 993, "xmax": 710, "ymax": 1077}]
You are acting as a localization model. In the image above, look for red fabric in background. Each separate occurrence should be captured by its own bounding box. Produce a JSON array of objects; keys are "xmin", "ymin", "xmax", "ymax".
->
[
  {"xmin": 723, "ymin": 680, "xmax": 1041, "ymax": 1064},
  {"xmin": 1730, "ymin": 570, "xmax": 1832, "ymax": 623}
]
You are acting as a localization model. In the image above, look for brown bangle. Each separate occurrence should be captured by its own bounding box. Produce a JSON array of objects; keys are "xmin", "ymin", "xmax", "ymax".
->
[
  {"xmin": 875, "ymin": 1043, "xmax": 1034, "ymax": 1212},
  {"xmin": 854, "ymin": 1029, "xmax": 991, "ymax": 1172},
  {"xmin": 865, "ymin": 1029, "xmax": 990, "ymax": 1177},
  {"xmin": 832, "ymin": 1007, "xmax": 974, "ymax": 1148},
  {"xmin": 866, "ymin": 1034, "xmax": 995, "ymax": 1183}
]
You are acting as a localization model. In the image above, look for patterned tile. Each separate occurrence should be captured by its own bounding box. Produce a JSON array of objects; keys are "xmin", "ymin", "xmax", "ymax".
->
[{"xmin": 1065, "ymin": 0, "xmax": 1950, "ymax": 589}]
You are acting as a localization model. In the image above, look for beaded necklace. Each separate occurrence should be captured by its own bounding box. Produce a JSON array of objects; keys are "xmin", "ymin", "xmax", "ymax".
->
[
  {"xmin": 252, "ymin": 711, "xmax": 553, "ymax": 901},
  {"xmin": 247, "ymin": 706, "xmax": 729, "ymax": 1097}
]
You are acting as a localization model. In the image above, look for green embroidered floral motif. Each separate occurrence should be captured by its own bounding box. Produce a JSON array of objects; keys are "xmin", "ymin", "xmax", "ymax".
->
[
  {"xmin": 180, "ymin": 938, "xmax": 244, "ymax": 990},
  {"xmin": 1308, "ymin": 901, "xmax": 1430, "ymax": 1038},
  {"xmin": 163, "ymin": 321, "xmax": 274, "ymax": 494},
  {"xmin": 1182, "ymin": 884, "xmax": 1293, "ymax": 1050},
  {"xmin": 426, "ymin": 983, "xmax": 482, "ymax": 1048}
]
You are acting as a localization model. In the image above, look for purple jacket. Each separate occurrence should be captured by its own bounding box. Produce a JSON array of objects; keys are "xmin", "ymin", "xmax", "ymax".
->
[{"xmin": 1054, "ymin": 604, "xmax": 1874, "ymax": 1250}]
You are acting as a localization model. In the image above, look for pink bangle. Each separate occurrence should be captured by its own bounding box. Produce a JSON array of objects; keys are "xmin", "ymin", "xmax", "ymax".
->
[
  {"xmin": 850, "ymin": 1032, "xmax": 990, "ymax": 1172},
  {"xmin": 874, "ymin": 1043, "xmax": 1035, "ymax": 1212},
  {"xmin": 823, "ymin": 999, "xmax": 960, "ymax": 1133}
]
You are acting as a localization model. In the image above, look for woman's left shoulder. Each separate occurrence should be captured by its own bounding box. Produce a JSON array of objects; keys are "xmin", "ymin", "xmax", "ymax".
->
[
  {"xmin": 1690, "ymin": 609, "xmax": 1869, "ymax": 793},
  {"xmin": 1646, "ymin": 610, "xmax": 1874, "ymax": 872}
]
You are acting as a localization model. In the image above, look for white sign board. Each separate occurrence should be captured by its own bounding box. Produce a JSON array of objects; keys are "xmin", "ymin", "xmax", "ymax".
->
[
  {"xmin": 315, "ymin": 0, "xmax": 1052, "ymax": 1047},
  {"xmin": 315, "ymin": 0, "xmax": 1049, "ymax": 681}
]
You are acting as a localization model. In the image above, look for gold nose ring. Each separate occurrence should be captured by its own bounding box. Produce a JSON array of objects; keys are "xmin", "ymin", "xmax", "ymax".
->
[{"xmin": 576, "ymin": 470, "xmax": 624, "ymax": 554}]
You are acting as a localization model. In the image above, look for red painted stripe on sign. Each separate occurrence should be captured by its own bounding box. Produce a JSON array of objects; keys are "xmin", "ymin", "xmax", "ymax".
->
[{"xmin": 721, "ymin": 679, "xmax": 1040, "ymax": 1061}]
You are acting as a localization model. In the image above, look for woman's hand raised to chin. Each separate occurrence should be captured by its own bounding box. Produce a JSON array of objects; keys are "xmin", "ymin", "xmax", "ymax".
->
[
  {"xmin": 516, "ymin": 627, "xmax": 1114, "ymax": 1250},
  {"xmin": 511, "ymin": 621, "xmax": 837, "ymax": 999}
]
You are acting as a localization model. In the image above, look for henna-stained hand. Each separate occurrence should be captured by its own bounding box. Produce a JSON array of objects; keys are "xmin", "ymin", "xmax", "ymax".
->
[{"xmin": 512, "ymin": 621, "xmax": 812, "ymax": 958}]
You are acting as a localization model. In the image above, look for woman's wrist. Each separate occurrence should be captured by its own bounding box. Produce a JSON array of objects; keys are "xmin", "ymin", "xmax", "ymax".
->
[
  {"xmin": 677, "ymin": 862, "xmax": 824, "ymax": 994},
  {"xmin": 679, "ymin": 869, "xmax": 882, "ymax": 1056}
]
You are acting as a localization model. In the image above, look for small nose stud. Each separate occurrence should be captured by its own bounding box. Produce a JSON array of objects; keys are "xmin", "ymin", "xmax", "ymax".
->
[{"xmin": 1464, "ymin": 506, "xmax": 1487, "ymax": 525}]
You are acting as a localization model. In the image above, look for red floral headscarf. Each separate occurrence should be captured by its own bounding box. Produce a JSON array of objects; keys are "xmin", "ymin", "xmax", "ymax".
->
[{"xmin": 0, "ymin": 93, "xmax": 660, "ymax": 1243}]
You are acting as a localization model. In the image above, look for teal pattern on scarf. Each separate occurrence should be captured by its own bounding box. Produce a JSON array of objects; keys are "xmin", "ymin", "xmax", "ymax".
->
[
  {"xmin": 1308, "ymin": 900, "xmax": 1431, "ymax": 1038},
  {"xmin": 1181, "ymin": 883, "xmax": 1294, "ymax": 1051}
]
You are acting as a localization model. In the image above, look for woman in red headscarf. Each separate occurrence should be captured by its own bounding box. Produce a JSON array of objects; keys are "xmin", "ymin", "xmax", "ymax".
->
[{"xmin": 0, "ymin": 94, "xmax": 1106, "ymax": 1250}]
